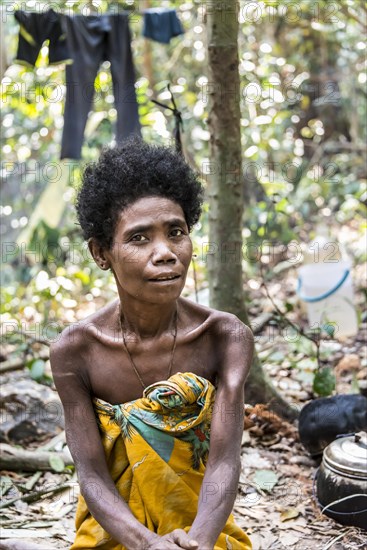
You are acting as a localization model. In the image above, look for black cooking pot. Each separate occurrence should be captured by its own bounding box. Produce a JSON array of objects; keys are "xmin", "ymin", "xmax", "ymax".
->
[
  {"xmin": 316, "ymin": 431, "xmax": 367, "ymax": 529},
  {"xmin": 299, "ymin": 394, "xmax": 367, "ymax": 456}
]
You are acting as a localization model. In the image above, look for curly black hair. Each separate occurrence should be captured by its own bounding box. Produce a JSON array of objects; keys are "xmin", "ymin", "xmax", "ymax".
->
[{"xmin": 76, "ymin": 137, "xmax": 204, "ymax": 249}]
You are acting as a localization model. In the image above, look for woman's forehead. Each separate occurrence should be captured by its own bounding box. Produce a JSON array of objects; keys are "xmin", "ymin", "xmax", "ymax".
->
[{"xmin": 117, "ymin": 197, "xmax": 187, "ymax": 230}]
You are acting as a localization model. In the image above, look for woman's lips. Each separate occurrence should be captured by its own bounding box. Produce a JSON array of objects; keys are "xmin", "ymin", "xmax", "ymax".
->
[{"xmin": 148, "ymin": 275, "xmax": 181, "ymax": 283}]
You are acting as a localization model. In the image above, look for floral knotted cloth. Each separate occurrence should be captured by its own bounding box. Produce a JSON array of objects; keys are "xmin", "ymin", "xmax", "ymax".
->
[{"xmin": 71, "ymin": 372, "xmax": 251, "ymax": 549}]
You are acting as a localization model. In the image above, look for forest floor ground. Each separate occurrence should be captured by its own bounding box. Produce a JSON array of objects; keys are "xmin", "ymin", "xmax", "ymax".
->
[{"xmin": 1, "ymin": 226, "xmax": 366, "ymax": 549}]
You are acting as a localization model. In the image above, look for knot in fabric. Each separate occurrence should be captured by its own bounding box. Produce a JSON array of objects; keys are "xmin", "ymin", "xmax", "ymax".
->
[{"xmin": 143, "ymin": 372, "xmax": 205, "ymax": 409}]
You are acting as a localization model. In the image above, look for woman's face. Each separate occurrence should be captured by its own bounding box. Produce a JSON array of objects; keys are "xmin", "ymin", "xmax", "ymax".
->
[{"xmin": 104, "ymin": 196, "xmax": 193, "ymax": 305}]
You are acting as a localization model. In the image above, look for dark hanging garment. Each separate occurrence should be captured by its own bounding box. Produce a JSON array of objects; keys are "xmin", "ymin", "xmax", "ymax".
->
[
  {"xmin": 60, "ymin": 13, "xmax": 141, "ymax": 160},
  {"xmin": 143, "ymin": 8, "xmax": 184, "ymax": 44},
  {"xmin": 14, "ymin": 9, "xmax": 70, "ymax": 66}
]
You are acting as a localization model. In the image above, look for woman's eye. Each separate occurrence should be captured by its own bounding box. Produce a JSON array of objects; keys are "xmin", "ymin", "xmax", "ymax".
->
[
  {"xmin": 131, "ymin": 234, "xmax": 147, "ymax": 242},
  {"xmin": 171, "ymin": 228, "xmax": 184, "ymax": 237}
]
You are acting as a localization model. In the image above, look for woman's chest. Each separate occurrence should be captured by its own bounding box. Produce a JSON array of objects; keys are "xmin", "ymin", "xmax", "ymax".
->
[{"xmin": 85, "ymin": 336, "xmax": 218, "ymax": 405}]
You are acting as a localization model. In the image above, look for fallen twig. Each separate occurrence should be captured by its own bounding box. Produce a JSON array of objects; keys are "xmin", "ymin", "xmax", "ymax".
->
[
  {"xmin": 37, "ymin": 431, "xmax": 66, "ymax": 452},
  {"xmin": 251, "ymin": 312, "xmax": 274, "ymax": 334},
  {"xmin": 23, "ymin": 432, "xmax": 67, "ymax": 490},
  {"xmin": 11, "ymin": 329, "xmax": 51, "ymax": 347},
  {"xmin": 0, "ymin": 480, "xmax": 74, "ymax": 509},
  {"xmin": 0, "ymin": 541, "xmax": 52, "ymax": 550},
  {"xmin": 322, "ymin": 528, "xmax": 352, "ymax": 550},
  {"xmin": 259, "ymin": 262, "xmax": 322, "ymax": 368},
  {"xmin": 0, "ymin": 443, "xmax": 73, "ymax": 473},
  {"xmin": 0, "ymin": 352, "xmax": 49, "ymax": 374}
]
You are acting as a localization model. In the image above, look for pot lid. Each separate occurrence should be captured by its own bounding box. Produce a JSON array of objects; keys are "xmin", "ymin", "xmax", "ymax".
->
[{"xmin": 323, "ymin": 432, "xmax": 367, "ymax": 478}]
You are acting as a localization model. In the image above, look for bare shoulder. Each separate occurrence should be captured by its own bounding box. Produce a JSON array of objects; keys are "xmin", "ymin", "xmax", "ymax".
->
[
  {"xmin": 179, "ymin": 297, "xmax": 253, "ymax": 343},
  {"xmin": 209, "ymin": 310, "xmax": 254, "ymax": 373},
  {"xmin": 178, "ymin": 298, "xmax": 253, "ymax": 381},
  {"xmin": 51, "ymin": 301, "xmax": 117, "ymax": 361},
  {"xmin": 178, "ymin": 296, "xmax": 214, "ymax": 325},
  {"xmin": 209, "ymin": 310, "xmax": 252, "ymax": 341},
  {"xmin": 50, "ymin": 322, "xmax": 85, "ymax": 370},
  {"xmin": 212, "ymin": 312, "xmax": 253, "ymax": 386}
]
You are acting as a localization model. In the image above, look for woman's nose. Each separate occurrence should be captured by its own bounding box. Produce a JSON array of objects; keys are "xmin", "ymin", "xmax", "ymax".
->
[{"xmin": 151, "ymin": 240, "xmax": 177, "ymax": 264}]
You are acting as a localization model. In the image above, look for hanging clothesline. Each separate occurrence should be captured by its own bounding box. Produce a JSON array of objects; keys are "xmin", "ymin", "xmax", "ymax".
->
[
  {"xmin": 16, "ymin": 2, "xmax": 187, "ymax": 16},
  {"xmin": 13, "ymin": 6, "xmax": 185, "ymax": 159}
]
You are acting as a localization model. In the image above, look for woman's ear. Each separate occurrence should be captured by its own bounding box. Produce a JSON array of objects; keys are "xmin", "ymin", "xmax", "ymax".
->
[{"xmin": 88, "ymin": 238, "xmax": 111, "ymax": 270}]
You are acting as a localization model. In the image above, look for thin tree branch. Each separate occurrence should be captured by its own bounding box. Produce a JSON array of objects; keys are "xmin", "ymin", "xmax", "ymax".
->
[{"xmin": 259, "ymin": 261, "xmax": 322, "ymax": 368}]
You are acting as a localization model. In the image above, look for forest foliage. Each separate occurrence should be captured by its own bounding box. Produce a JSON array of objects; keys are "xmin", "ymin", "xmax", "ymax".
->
[{"xmin": 1, "ymin": 0, "xmax": 366, "ymax": 392}]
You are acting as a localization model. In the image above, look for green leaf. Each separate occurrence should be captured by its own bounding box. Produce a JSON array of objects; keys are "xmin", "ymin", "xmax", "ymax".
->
[
  {"xmin": 74, "ymin": 271, "xmax": 90, "ymax": 285},
  {"xmin": 350, "ymin": 373, "xmax": 360, "ymax": 394},
  {"xmin": 297, "ymin": 358, "xmax": 317, "ymax": 370},
  {"xmin": 253, "ymin": 469, "xmax": 278, "ymax": 492},
  {"xmin": 321, "ymin": 323, "xmax": 336, "ymax": 338},
  {"xmin": 29, "ymin": 359, "xmax": 45, "ymax": 380},
  {"xmin": 280, "ymin": 507, "xmax": 301, "ymax": 522},
  {"xmin": 49, "ymin": 454, "xmax": 65, "ymax": 473},
  {"xmin": 313, "ymin": 368, "xmax": 336, "ymax": 396},
  {"xmin": 292, "ymin": 338, "xmax": 316, "ymax": 356}
]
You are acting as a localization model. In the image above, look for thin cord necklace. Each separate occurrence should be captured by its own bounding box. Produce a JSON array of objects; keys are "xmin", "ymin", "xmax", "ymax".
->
[{"xmin": 119, "ymin": 305, "xmax": 178, "ymax": 390}]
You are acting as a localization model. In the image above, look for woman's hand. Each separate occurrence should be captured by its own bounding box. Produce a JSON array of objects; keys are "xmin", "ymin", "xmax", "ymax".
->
[{"xmin": 145, "ymin": 529, "xmax": 199, "ymax": 549}]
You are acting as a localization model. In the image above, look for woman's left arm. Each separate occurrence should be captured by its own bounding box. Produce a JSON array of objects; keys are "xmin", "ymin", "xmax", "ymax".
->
[{"xmin": 188, "ymin": 315, "xmax": 254, "ymax": 549}]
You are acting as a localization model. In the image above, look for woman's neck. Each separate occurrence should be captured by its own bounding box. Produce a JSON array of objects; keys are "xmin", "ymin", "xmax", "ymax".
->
[{"xmin": 117, "ymin": 297, "xmax": 178, "ymax": 340}]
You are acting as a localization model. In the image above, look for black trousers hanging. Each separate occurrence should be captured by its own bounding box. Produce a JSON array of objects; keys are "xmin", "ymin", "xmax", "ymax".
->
[{"xmin": 60, "ymin": 13, "xmax": 140, "ymax": 160}]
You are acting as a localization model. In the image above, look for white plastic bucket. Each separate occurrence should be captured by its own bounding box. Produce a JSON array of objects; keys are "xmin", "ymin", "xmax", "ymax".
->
[{"xmin": 297, "ymin": 260, "xmax": 358, "ymax": 339}]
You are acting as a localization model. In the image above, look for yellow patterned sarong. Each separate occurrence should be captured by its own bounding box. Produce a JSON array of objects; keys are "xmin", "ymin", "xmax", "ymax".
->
[{"xmin": 71, "ymin": 372, "xmax": 251, "ymax": 549}]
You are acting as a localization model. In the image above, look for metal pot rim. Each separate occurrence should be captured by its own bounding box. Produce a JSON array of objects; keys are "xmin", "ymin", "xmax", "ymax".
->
[
  {"xmin": 322, "ymin": 456, "xmax": 367, "ymax": 479},
  {"xmin": 323, "ymin": 432, "xmax": 367, "ymax": 479}
]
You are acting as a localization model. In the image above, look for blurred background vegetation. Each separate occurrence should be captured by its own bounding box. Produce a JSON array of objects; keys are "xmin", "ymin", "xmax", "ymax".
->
[{"xmin": 1, "ymin": 0, "xmax": 366, "ymax": 385}]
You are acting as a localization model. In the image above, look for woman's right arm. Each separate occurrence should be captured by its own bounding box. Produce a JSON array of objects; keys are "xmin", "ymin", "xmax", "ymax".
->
[
  {"xmin": 50, "ymin": 331, "xmax": 197, "ymax": 550},
  {"xmin": 50, "ymin": 332, "xmax": 155, "ymax": 548}
]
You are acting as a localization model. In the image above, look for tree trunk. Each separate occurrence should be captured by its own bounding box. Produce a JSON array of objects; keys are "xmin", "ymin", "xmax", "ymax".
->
[{"xmin": 205, "ymin": 1, "xmax": 296, "ymax": 420}]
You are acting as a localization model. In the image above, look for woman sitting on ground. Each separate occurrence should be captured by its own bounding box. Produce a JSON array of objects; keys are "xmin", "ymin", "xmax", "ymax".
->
[{"xmin": 51, "ymin": 138, "xmax": 253, "ymax": 550}]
